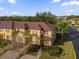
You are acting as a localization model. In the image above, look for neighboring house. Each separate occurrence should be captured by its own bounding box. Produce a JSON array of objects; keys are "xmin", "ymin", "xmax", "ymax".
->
[
  {"xmin": 0, "ymin": 21, "xmax": 56, "ymax": 46},
  {"xmin": 68, "ymin": 18, "xmax": 79, "ymax": 31}
]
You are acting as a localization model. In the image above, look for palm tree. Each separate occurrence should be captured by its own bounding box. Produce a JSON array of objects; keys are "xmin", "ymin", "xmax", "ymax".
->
[
  {"xmin": 12, "ymin": 29, "xmax": 19, "ymax": 48},
  {"xmin": 57, "ymin": 22, "xmax": 68, "ymax": 41},
  {"xmin": 22, "ymin": 30, "xmax": 33, "ymax": 45},
  {"xmin": 12, "ymin": 29, "xmax": 19, "ymax": 41}
]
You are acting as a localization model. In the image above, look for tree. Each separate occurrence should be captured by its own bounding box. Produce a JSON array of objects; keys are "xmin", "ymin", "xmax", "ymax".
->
[
  {"xmin": 47, "ymin": 46, "xmax": 63, "ymax": 56},
  {"xmin": 12, "ymin": 29, "xmax": 19, "ymax": 48},
  {"xmin": 36, "ymin": 13, "xmax": 40, "ymax": 17},
  {"xmin": 12, "ymin": 29, "xmax": 19, "ymax": 40},
  {"xmin": 57, "ymin": 22, "xmax": 68, "ymax": 41},
  {"xmin": 35, "ymin": 12, "xmax": 57, "ymax": 24},
  {"xmin": 22, "ymin": 30, "xmax": 32, "ymax": 44}
]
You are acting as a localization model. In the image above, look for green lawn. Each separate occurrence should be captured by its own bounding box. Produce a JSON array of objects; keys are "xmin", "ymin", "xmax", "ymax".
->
[
  {"xmin": 39, "ymin": 42, "xmax": 76, "ymax": 59},
  {"xmin": 64, "ymin": 41, "xmax": 76, "ymax": 59},
  {"xmin": 39, "ymin": 50, "xmax": 59, "ymax": 59},
  {"xmin": 28, "ymin": 52, "xmax": 38, "ymax": 56}
]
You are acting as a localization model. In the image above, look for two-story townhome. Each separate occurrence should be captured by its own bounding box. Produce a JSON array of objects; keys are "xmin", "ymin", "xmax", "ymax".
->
[
  {"xmin": 0, "ymin": 21, "xmax": 56, "ymax": 46},
  {"xmin": 68, "ymin": 18, "xmax": 79, "ymax": 31},
  {"xmin": 0, "ymin": 21, "xmax": 12, "ymax": 41}
]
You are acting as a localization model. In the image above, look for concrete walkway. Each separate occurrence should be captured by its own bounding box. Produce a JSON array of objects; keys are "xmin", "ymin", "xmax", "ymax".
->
[
  {"xmin": 0, "ymin": 50, "xmax": 19, "ymax": 59},
  {"xmin": 20, "ymin": 54, "xmax": 37, "ymax": 59},
  {"xmin": 37, "ymin": 49, "xmax": 41, "ymax": 59},
  {"xmin": 20, "ymin": 48, "xmax": 41, "ymax": 59}
]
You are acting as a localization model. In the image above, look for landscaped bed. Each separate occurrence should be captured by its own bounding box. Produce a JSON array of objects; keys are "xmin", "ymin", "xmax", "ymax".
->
[
  {"xmin": 39, "ymin": 45, "xmax": 64, "ymax": 59},
  {"xmin": 0, "ymin": 39, "xmax": 13, "ymax": 56},
  {"xmin": 39, "ymin": 50, "xmax": 58, "ymax": 59},
  {"xmin": 0, "ymin": 39, "xmax": 8, "ymax": 48},
  {"xmin": 18, "ymin": 45, "xmax": 40, "ymax": 59}
]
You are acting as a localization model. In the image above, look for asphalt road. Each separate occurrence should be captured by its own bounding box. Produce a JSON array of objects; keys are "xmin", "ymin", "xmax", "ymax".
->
[{"xmin": 69, "ymin": 26, "xmax": 79, "ymax": 59}]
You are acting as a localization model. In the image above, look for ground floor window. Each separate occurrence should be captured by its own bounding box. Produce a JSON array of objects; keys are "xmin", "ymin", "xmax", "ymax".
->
[
  {"xmin": 44, "ymin": 41, "xmax": 49, "ymax": 44},
  {"xmin": 19, "ymin": 37, "xmax": 23, "ymax": 42}
]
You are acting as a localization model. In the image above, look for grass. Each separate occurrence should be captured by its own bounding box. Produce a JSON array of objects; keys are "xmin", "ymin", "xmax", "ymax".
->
[
  {"xmin": 39, "ymin": 42, "xmax": 76, "ymax": 59},
  {"xmin": 39, "ymin": 33, "xmax": 76, "ymax": 59},
  {"xmin": 58, "ymin": 42, "xmax": 76, "ymax": 59},
  {"xmin": 39, "ymin": 50, "xmax": 59, "ymax": 59},
  {"xmin": 63, "ymin": 33, "xmax": 76, "ymax": 59},
  {"xmin": 57, "ymin": 33, "xmax": 76, "ymax": 59},
  {"xmin": 28, "ymin": 52, "xmax": 38, "ymax": 56},
  {"xmin": 64, "ymin": 41, "xmax": 76, "ymax": 59}
]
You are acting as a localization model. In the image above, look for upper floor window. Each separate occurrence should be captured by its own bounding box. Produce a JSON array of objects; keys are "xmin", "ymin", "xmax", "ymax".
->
[
  {"xmin": 6, "ymin": 29, "xmax": 10, "ymax": 32},
  {"xmin": 44, "ymin": 32, "xmax": 48, "ymax": 36},
  {"xmin": 33, "ymin": 30, "xmax": 37, "ymax": 34},
  {"xmin": 0, "ymin": 29, "xmax": 3, "ymax": 31},
  {"xmin": 48, "ymin": 31, "xmax": 52, "ymax": 36},
  {"xmin": 31, "ymin": 30, "xmax": 37, "ymax": 35},
  {"xmin": 19, "ymin": 37, "xmax": 23, "ymax": 42}
]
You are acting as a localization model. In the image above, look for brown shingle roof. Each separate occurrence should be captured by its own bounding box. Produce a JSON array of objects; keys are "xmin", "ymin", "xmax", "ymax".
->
[
  {"xmin": 37, "ymin": 22, "xmax": 51, "ymax": 31},
  {"xmin": 0, "ymin": 21, "xmax": 56, "ymax": 31},
  {"xmin": 0, "ymin": 21, "xmax": 12, "ymax": 29},
  {"xmin": 47, "ymin": 24, "xmax": 57, "ymax": 31},
  {"xmin": 14, "ymin": 21, "xmax": 25, "ymax": 29},
  {"xmin": 26, "ymin": 22, "xmax": 40, "ymax": 30}
]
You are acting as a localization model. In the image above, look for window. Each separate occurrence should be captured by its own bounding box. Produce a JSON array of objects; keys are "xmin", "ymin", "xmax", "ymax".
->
[
  {"xmin": 19, "ymin": 37, "xmax": 23, "ymax": 42},
  {"xmin": 0, "ymin": 29, "xmax": 3, "ymax": 31},
  {"xmin": 6, "ymin": 29, "xmax": 10, "ymax": 32},
  {"xmin": 48, "ymin": 31, "xmax": 52, "ymax": 37},
  {"xmin": 31, "ymin": 30, "xmax": 33, "ymax": 34},
  {"xmin": 44, "ymin": 32, "xmax": 48, "ymax": 36},
  {"xmin": 33, "ymin": 30, "xmax": 37, "ymax": 34},
  {"xmin": 37, "ymin": 30, "xmax": 40, "ymax": 35}
]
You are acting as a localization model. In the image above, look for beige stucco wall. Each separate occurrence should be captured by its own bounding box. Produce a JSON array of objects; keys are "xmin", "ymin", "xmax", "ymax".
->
[
  {"xmin": 68, "ymin": 20, "xmax": 76, "ymax": 25},
  {"xmin": 0, "ymin": 28, "xmax": 55, "ymax": 46},
  {"xmin": 30, "ymin": 29, "xmax": 41, "ymax": 44},
  {"xmin": 48, "ymin": 31, "xmax": 52, "ymax": 37},
  {"xmin": 0, "ymin": 29, "xmax": 12, "ymax": 40},
  {"xmin": 44, "ymin": 41, "xmax": 52, "ymax": 46},
  {"xmin": 15, "ymin": 32, "xmax": 25, "ymax": 43}
]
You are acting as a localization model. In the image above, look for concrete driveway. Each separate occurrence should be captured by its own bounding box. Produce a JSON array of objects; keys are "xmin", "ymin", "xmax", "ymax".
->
[
  {"xmin": 20, "ymin": 54, "xmax": 37, "ymax": 59},
  {"xmin": 69, "ymin": 26, "xmax": 79, "ymax": 59},
  {"xmin": 0, "ymin": 50, "xmax": 19, "ymax": 59}
]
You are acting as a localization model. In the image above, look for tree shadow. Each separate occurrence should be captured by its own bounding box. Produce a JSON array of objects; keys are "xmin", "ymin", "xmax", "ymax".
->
[
  {"xmin": 63, "ymin": 33, "xmax": 72, "ymax": 42},
  {"xmin": 54, "ymin": 33, "xmax": 72, "ymax": 45},
  {"xmin": 54, "ymin": 33, "xmax": 63, "ymax": 45}
]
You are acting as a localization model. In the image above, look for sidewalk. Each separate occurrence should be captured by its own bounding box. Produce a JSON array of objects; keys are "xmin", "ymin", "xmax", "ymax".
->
[{"xmin": 37, "ymin": 49, "xmax": 41, "ymax": 59}]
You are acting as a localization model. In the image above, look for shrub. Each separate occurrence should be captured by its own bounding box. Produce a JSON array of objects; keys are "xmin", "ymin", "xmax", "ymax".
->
[
  {"xmin": 55, "ymin": 33, "xmax": 64, "ymax": 45},
  {"xmin": 47, "ymin": 46, "xmax": 63, "ymax": 56},
  {"xmin": 0, "ymin": 39, "xmax": 8, "ymax": 48},
  {"xmin": 26, "ymin": 45, "xmax": 40, "ymax": 54}
]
